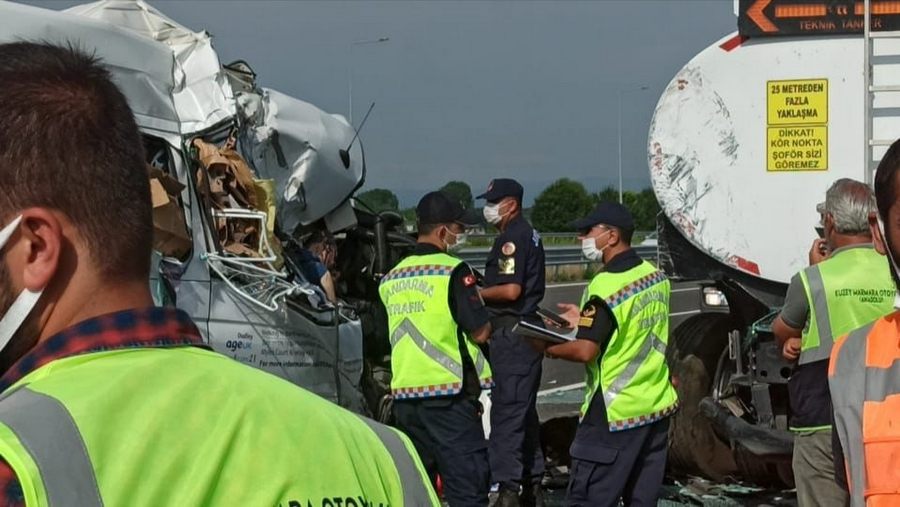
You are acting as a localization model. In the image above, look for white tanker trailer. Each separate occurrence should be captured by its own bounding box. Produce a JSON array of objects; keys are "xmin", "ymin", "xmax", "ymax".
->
[{"xmin": 648, "ymin": 0, "xmax": 900, "ymax": 484}]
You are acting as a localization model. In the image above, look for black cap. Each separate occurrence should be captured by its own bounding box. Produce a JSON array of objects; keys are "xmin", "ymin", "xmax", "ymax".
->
[
  {"xmin": 416, "ymin": 191, "xmax": 481, "ymax": 226},
  {"xmin": 571, "ymin": 201, "xmax": 635, "ymax": 232},
  {"xmin": 476, "ymin": 178, "xmax": 524, "ymax": 203}
]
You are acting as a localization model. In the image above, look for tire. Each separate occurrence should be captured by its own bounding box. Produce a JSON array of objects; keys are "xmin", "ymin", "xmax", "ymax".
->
[
  {"xmin": 667, "ymin": 314, "xmax": 796, "ymax": 488},
  {"xmin": 666, "ymin": 313, "xmax": 740, "ymax": 480}
]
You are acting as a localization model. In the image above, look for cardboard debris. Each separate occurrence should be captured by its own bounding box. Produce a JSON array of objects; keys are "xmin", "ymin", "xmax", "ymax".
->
[
  {"xmin": 193, "ymin": 138, "xmax": 284, "ymax": 263},
  {"xmin": 193, "ymin": 138, "xmax": 257, "ymax": 210},
  {"xmin": 149, "ymin": 167, "xmax": 191, "ymax": 259}
]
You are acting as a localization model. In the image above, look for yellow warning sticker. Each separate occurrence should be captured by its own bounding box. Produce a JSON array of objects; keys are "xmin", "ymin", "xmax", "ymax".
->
[
  {"xmin": 767, "ymin": 126, "xmax": 828, "ymax": 171},
  {"xmin": 767, "ymin": 79, "xmax": 828, "ymax": 126}
]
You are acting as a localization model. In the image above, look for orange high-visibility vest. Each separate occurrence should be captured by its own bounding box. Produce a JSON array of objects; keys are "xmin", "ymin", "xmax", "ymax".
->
[{"xmin": 828, "ymin": 311, "xmax": 900, "ymax": 507}]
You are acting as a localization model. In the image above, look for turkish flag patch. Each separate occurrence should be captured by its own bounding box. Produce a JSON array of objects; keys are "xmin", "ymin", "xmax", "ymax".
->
[{"xmin": 463, "ymin": 274, "xmax": 477, "ymax": 287}]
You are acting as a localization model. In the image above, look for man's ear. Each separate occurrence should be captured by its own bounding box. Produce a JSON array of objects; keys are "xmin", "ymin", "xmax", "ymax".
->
[
  {"xmin": 18, "ymin": 208, "xmax": 62, "ymax": 292},
  {"xmin": 608, "ymin": 227, "xmax": 621, "ymax": 248},
  {"xmin": 870, "ymin": 211, "xmax": 887, "ymax": 255}
]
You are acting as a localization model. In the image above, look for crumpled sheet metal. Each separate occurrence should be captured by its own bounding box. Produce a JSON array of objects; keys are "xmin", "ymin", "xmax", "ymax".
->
[
  {"xmin": 0, "ymin": 0, "xmax": 234, "ymax": 137},
  {"xmin": 3, "ymin": 1, "xmax": 358, "ymax": 231},
  {"xmin": 238, "ymin": 88, "xmax": 364, "ymax": 234},
  {"xmin": 65, "ymin": 0, "xmax": 236, "ymax": 135}
]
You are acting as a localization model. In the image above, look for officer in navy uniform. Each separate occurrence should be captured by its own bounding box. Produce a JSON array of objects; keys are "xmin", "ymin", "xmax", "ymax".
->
[
  {"xmin": 383, "ymin": 191, "xmax": 494, "ymax": 507},
  {"xmin": 545, "ymin": 202, "xmax": 677, "ymax": 506},
  {"xmin": 477, "ymin": 178, "xmax": 546, "ymax": 507}
]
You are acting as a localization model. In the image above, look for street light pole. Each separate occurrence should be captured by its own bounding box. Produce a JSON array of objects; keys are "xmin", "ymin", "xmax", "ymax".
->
[
  {"xmin": 617, "ymin": 85, "xmax": 649, "ymax": 204},
  {"xmin": 348, "ymin": 37, "xmax": 390, "ymax": 124},
  {"xmin": 617, "ymin": 90, "xmax": 623, "ymax": 204}
]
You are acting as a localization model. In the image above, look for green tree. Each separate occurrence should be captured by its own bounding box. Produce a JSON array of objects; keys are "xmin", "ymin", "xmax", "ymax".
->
[
  {"xmin": 623, "ymin": 188, "xmax": 660, "ymax": 231},
  {"xmin": 356, "ymin": 188, "xmax": 399, "ymax": 212},
  {"xmin": 439, "ymin": 181, "xmax": 474, "ymax": 210},
  {"xmin": 400, "ymin": 207, "xmax": 417, "ymax": 222},
  {"xmin": 594, "ymin": 185, "xmax": 619, "ymax": 204},
  {"xmin": 531, "ymin": 178, "xmax": 594, "ymax": 232}
]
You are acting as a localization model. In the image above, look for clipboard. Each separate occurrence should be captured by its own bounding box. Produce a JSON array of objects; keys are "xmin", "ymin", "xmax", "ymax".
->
[{"xmin": 512, "ymin": 320, "xmax": 576, "ymax": 344}]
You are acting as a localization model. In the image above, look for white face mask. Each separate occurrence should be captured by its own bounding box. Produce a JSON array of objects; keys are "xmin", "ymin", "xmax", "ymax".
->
[
  {"xmin": 876, "ymin": 215, "xmax": 900, "ymax": 309},
  {"xmin": 581, "ymin": 230, "xmax": 611, "ymax": 263},
  {"xmin": 444, "ymin": 227, "xmax": 467, "ymax": 252},
  {"xmin": 0, "ymin": 215, "xmax": 44, "ymax": 354},
  {"xmin": 483, "ymin": 202, "xmax": 508, "ymax": 225}
]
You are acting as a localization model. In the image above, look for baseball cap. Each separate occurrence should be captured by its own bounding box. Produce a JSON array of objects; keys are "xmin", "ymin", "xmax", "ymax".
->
[
  {"xmin": 416, "ymin": 191, "xmax": 481, "ymax": 226},
  {"xmin": 476, "ymin": 178, "xmax": 524, "ymax": 203},
  {"xmin": 571, "ymin": 201, "xmax": 635, "ymax": 232}
]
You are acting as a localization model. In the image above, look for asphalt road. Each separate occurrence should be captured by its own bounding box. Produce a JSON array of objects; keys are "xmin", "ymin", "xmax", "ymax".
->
[{"xmin": 538, "ymin": 280, "xmax": 704, "ymax": 392}]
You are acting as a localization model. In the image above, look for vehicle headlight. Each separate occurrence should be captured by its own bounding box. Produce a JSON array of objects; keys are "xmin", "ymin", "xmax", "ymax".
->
[{"xmin": 703, "ymin": 287, "xmax": 728, "ymax": 307}]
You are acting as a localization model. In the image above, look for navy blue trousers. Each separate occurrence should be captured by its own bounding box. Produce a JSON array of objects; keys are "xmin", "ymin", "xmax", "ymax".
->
[
  {"xmin": 566, "ymin": 417, "xmax": 670, "ymax": 507},
  {"xmin": 394, "ymin": 396, "xmax": 490, "ymax": 507},
  {"xmin": 488, "ymin": 326, "xmax": 545, "ymax": 489}
]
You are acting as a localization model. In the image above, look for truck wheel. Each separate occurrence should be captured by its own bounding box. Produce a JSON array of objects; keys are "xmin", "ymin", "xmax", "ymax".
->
[
  {"xmin": 666, "ymin": 313, "xmax": 739, "ymax": 480},
  {"xmin": 704, "ymin": 331, "xmax": 797, "ymax": 488}
]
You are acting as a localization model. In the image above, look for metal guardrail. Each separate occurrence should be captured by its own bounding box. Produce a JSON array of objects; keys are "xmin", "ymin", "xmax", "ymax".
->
[{"xmin": 459, "ymin": 244, "xmax": 658, "ymax": 269}]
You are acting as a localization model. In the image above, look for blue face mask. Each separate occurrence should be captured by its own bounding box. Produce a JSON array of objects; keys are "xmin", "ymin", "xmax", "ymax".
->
[{"xmin": 0, "ymin": 215, "xmax": 44, "ymax": 353}]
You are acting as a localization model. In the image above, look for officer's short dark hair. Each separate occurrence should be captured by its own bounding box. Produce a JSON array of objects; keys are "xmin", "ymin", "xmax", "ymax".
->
[
  {"xmin": 875, "ymin": 139, "xmax": 900, "ymax": 220},
  {"xmin": 0, "ymin": 42, "xmax": 152, "ymax": 281},
  {"xmin": 614, "ymin": 226, "xmax": 634, "ymax": 245}
]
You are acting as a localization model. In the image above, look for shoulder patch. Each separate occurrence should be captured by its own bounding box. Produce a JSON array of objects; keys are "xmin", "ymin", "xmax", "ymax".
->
[
  {"xmin": 532, "ymin": 230, "xmax": 541, "ymax": 247},
  {"xmin": 578, "ymin": 302, "xmax": 598, "ymax": 327},
  {"xmin": 501, "ymin": 242, "xmax": 516, "ymax": 256}
]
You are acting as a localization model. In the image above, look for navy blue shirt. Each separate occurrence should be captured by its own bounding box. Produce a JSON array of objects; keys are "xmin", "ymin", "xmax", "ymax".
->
[
  {"xmin": 483, "ymin": 214, "xmax": 546, "ymax": 319},
  {"xmin": 294, "ymin": 248, "xmax": 328, "ymax": 286},
  {"xmin": 573, "ymin": 248, "xmax": 657, "ymax": 450}
]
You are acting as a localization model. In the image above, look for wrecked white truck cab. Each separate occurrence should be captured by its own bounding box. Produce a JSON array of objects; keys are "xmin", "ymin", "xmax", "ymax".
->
[{"xmin": 0, "ymin": 0, "xmax": 406, "ymax": 415}]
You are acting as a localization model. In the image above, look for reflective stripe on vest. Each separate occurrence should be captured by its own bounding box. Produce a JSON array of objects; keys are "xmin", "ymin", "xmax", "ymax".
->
[
  {"xmin": 582, "ymin": 261, "xmax": 679, "ymax": 432},
  {"xmin": 0, "ymin": 387, "xmax": 102, "ymax": 507},
  {"xmin": 829, "ymin": 314, "xmax": 900, "ymax": 507},
  {"xmin": 390, "ymin": 318, "xmax": 490, "ymax": 382},
  {"xmin": 802, "ymin": 264, "xmax": 833, "ymax": 364},
  {"xmin": 800, "ymin": 245, "xmax": 895, "ymax": 365},
  {"xmin": 380, "ymin": 253, "xmax": 492, "ymax": 399},
  {"xmin": 602, "ymin": 331, "xmax": 667, "ymax": 409},
  {"xmin": 354, "ymin": 415, "xmax": 441, "ymax": 506},
  {"xmin": 0, "ymin": 347, "xmax": 441, "ymax": 507}
]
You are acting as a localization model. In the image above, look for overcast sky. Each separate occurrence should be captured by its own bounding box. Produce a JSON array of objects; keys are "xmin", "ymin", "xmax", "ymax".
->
[{"xmin": 30, "ymin": 0, "xmax": 737, "ymax": 206}]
